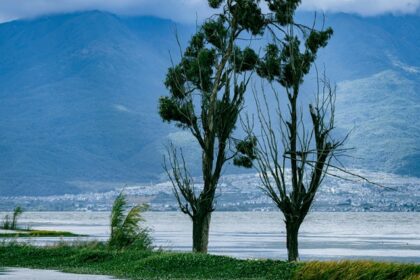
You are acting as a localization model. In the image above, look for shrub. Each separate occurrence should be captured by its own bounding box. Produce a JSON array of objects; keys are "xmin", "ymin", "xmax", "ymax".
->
[
  {"xmin": 109, "ymin": 192, "xmax": 152, "ymax": 250},
  {"xmin": 11, "ymin": 206, "xmax": 23, "ymax": 230},
  {"xmin": 2, "ymin": 215, "xmax": 11, "ymax": 230},
  {"xmin": 2, "ymin": 206, "xmax": 24, "ymax": 230}
]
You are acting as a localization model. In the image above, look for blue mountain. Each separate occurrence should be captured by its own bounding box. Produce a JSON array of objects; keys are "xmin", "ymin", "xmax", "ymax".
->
[
  {"xmin": 0, "ymin": 11, "xmax": 193, "ymax": 195},
  {"xmin": 0, "ymin": 11, "xmax": 419, "ymax": 195},
  {"xmin": 322, "ymin": 14, "xmax": 420, "ymax": 176}
]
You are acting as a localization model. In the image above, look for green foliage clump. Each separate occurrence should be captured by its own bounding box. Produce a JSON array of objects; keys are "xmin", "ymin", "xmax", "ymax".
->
[
  {"xmin": 232, "ymin": 47, "xmax": 259, "ymax": 72},
  {"xmin": 228, "ymin": 0, "xmax": 265, "ymax": 35},
  {"xmin": 256, "ymin": 44, "xmax": 281, "ymax": 81},
  {"xmin": 234, "ymin": 136, "xmax": 257, "ymax": 168},
  {"xmin": 158, "ymin": 96, "xmax": 196, "ymax": 128},
  {"xmin": 109, "ymin": 193, "xmax": 152, "ymax": 250},
  {"xmin": 164, "ymin": 65, "xmax": 186, "ymax": 98},
  {"xmin": 208, "ymin": 0, "xmax": 224, "ymax": 9},
  {"xmin": 266, "ymin": 0, "xmax": 301, "ymax": 26},
  {"xmin": 203, "ymin": 19, "xmax": 227, "ymax": 49},
  {"xmin": 258, "ymin": 28, "xmax": 333, "ymax": 88},
  {"xmin": 159, "ymin": 0, "xmax": 266, "ymax": 133}
]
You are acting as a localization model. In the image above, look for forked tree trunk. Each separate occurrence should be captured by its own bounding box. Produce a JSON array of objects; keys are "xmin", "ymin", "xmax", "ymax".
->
[
  {"xmin": 286, "ymin": 220, "xmax": 301, "ymax": 262},
  {"xmin": 192, "ymin": 212, "xmax": 212, "ymax": 253}
]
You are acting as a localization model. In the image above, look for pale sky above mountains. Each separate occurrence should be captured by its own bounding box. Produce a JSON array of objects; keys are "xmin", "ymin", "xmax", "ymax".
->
[{"xmin": 0, "ymin": 0, "xmax": 419, "ymax": 23}]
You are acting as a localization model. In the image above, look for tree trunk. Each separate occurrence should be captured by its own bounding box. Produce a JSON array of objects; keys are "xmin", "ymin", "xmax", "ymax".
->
[
  {"xmin": 286, "ymin": 220, "xmax": 301, "ymax": 262},
  {"xmin": 192, "ymin": 212, "xmax": 211, "ymax": 253}
]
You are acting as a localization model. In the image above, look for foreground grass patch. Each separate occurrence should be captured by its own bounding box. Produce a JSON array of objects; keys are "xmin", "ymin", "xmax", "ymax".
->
[
  {"xmin": 294, "ymin": 260, "xmax": 420, "ymax": 280},
  {"xmin": 0, "ymin": 230, "xmax": 83, "ymax": 238},
  {"xmin": 0, "ymin": 243, "xmax": 418, "ymax": 279},
  {"xmin": 0, "ymin": 243, "xmax": 296, "ymax": 279}
]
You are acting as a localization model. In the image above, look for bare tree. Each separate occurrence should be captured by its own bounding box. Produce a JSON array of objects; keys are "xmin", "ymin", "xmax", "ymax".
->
[
  {"xmin": 247, "ymin": 75, "xmax": 346, "ymax": 261},
  {"xmin": 237, "ymin": 11, "xmax": 339, "ymax": 261}
]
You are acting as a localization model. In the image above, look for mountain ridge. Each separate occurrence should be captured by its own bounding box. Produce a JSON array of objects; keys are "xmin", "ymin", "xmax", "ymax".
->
[{"xmin": 0, "ymin": 11, "xmax": 419, "ymax": 195}]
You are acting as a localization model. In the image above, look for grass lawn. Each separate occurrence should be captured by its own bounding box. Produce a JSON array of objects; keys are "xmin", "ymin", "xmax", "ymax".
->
[{"xmin": 0, "ymin": 243, "xmax": 419, "ymax": 279}]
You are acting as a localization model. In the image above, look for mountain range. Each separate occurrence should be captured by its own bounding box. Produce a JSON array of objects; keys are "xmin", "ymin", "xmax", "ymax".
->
[{"xmin": 0, "ymin": 11, "xmax": 419, "ymax": 196}]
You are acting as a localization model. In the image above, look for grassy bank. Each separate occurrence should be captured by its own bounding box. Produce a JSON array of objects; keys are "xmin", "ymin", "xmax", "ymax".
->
[
  {"xmin": 295, "ymin": 261, "xmax": 420, "ymax": 280},
  {"xmin": 0, "ymin": 229, "xmax": 84, "ymax": 238},
  {"xmin": 0, "ymin": 243, "xmax": 418, "ymax": 280}
]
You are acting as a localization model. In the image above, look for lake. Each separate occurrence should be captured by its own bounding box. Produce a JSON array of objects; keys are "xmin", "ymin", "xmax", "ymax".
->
[{"xmin": 1, "ymin": 211, "xmax": 419, "ymax": 263}]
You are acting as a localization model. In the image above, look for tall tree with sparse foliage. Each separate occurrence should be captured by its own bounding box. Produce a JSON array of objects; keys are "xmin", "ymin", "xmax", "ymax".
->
[
  {"xmin": 237, "ymin": 1, "xmax": 340, "ymax": 261},
  {"xmin": 159, "ymin": 0, "xmax": 266, "ymax": 253}
]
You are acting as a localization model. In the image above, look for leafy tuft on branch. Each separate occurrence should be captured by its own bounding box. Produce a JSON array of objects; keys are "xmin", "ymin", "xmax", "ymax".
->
[
  {"xmin": 233, "ymin": 136, "xmax": 257, "ymax": 168},
  {"xmin": 229, "ymin": 0, "xmax": 265, "ymax": 35},
  {"xmin": 208, "ymin": 0, "xmax": 224, "ymax": 9},
  {"xmin": 266, "ymin": 0, "xmax": 301, "ymax": 26}
]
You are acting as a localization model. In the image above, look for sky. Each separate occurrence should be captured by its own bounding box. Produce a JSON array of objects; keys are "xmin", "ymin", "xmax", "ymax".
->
[{"xmin": 0, "ymin": 0, "xmax": 419, "ymax": 24}]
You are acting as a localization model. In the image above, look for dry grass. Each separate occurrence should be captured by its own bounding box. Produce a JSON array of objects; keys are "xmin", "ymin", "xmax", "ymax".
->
[{"xmin": 295, "ymin": 260, "xmax": 420, "ymax": 280}]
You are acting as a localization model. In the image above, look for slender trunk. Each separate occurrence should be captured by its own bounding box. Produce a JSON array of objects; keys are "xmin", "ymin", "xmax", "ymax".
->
[
  {"xmin": 11, "ymin": 214, "xmax": 18, "ymax": 230},
  {"xmin": 192, "ymin": 212, "xmax": 211, "ymax": 253},
  {"xmin": 286, "ymin": 220, "xmax": 301, "ymax": 262}
]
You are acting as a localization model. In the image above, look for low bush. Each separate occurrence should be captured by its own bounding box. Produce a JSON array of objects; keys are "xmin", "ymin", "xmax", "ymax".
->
[
  {"xmin": 2, "ymin": 206, "xmax": 24, "ymax": 230},
  {"xmin": 109, "ymin": 192, "xmax": 152, "ymax": 250}
]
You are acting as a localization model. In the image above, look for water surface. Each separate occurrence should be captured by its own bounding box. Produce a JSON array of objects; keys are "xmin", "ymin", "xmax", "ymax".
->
[
  {"xmin": 0, "ymin": 268, "xmax": 117, "ymax": 279},
  {"xmin": 2, "ymin": 211, "xmax": 419, "ymax": 262}
]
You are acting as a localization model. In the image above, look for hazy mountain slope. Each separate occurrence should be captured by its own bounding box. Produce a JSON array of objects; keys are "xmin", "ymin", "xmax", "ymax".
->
[
  {"xmin": 0, "ymin": 11, "xmax": 420, "ymax": 196},
  {"xmin": 319, "ymin": 14, "xmax": 420, "ymax": 176},
  {"xmin": 0, "ymin": 12, "xmax": 189, "ymax": 195},
  {"xmin": 317, "ymin": 13, "xmax": 420, "ymax": 80},
  {"xmin": 335, "ymin": 70, "xmax": 420, "ymax": 176}
]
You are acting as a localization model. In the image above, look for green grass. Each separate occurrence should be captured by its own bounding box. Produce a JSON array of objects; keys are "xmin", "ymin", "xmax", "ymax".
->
[
  {"xmin": 0, "ymin": 243, "xmax": 418, "ymax": 280},
  {"xmin": 0, "ymin": 230, "xmax": 84, "ymax": 238},
  {"xmin": 0, "ymin": 243, "xmax": 297, "ymax": 279}
]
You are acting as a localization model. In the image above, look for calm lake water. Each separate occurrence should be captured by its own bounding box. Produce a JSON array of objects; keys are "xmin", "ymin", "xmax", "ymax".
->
[{"xmin": 2, "ymin": 211, "xmax": 419, "ymax": 263}]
